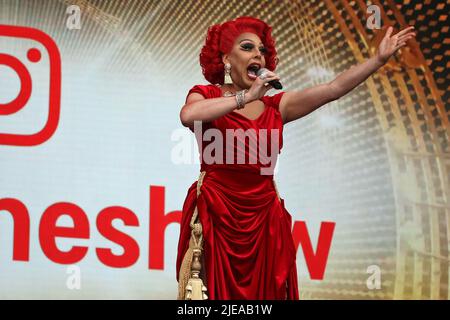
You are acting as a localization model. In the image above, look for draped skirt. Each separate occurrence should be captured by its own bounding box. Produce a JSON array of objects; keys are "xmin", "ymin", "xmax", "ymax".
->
[{"xmin": 176, "ymin": 167, "xmax": 299, "ymax": 300}]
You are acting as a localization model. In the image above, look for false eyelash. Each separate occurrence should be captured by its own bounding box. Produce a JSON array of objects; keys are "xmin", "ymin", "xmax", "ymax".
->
[{"xmin": 241, "ymin": 44, "xmax": 268, "ymax": 54}]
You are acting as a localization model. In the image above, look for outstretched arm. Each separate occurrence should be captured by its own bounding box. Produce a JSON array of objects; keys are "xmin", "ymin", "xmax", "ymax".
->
[{"xmin": 279, "ymin": 26, "xmax": 416, "ymax": 124}]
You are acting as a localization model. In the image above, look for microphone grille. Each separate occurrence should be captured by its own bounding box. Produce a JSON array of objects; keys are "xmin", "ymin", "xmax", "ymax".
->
[{"xmin": 256, "ymin": 67, "xmax": 268, "ymax": 76}]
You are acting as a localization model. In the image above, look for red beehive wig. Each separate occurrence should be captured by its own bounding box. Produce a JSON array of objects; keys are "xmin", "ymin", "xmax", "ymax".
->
[{"xmin": 199, "ymin": 16, "xmax": 279, "ymax": 85}]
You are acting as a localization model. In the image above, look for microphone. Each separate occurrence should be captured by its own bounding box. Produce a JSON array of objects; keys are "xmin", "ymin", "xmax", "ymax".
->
[{"xmin": 256, "ymin": 68, "xmax": 283, "ymax": 90}]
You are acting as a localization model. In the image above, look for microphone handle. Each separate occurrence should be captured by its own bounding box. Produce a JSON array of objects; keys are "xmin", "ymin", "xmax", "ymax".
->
[
  {"xmin": 268, "ymin": 80, "xmax": 283, "ymax": 90},
  {"xmin": 257, "ymin": 68, "xmax": 283, "ymax": 89}
]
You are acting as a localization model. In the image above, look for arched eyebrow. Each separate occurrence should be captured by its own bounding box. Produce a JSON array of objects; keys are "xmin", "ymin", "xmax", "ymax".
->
[{"xmin": 239, "ymin": 39, "xmax": 264, "ymax": 46}]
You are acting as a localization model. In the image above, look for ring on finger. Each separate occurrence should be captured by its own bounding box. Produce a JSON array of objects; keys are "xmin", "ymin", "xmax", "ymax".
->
[{"xmin": 259, "ymin": 72, "xmax": 268, "ymax": 80}]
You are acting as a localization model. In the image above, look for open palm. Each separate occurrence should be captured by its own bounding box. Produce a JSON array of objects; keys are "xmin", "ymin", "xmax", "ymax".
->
[{"xmin": 377, "ymin": 26, "xmax": 416, "ymax": 64}]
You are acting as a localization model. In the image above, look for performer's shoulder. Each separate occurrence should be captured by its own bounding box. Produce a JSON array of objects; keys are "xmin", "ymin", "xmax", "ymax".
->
[
  {"xmin": 186, "ymin": 83, "xmax": 219, "ymax": 99},
  {"xmin": 189, "ymin": 83, "xmax": 219, "ymax": 89}
]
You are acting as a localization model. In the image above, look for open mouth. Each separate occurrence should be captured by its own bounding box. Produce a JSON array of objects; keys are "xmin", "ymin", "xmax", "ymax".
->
[{"xmin": 247, "ymin": 64, "xmax": 260, "ymax": 80}]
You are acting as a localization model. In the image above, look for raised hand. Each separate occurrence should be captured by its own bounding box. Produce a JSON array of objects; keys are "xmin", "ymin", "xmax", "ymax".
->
[
  {"xmin": 376, "ymin": 26, "xmax": 416, "ymax": 64},
  {"xmin": 246, "ymin": 70, "xmax": 280, "ymax": 102}
]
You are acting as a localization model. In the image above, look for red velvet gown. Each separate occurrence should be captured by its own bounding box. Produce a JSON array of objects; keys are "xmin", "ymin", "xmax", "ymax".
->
[{"xmin": 176, "ymin": 84, "xmax": 299, "ymax": 300}]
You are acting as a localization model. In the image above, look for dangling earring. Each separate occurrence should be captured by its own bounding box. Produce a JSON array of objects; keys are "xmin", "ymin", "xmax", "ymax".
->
[{"xmin": 224, "ymin": 63, "xmax": 233, "ymax": 84}]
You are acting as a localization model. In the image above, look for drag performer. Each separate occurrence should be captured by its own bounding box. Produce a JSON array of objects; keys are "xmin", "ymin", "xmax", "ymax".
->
[{"xmin": 177, "ymin": 16, "xmax": 415, "ymax": 300}]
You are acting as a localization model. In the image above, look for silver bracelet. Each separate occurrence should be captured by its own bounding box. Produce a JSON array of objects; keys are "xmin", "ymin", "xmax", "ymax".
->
[{"xmin": 235, "ymin": 90, "xmax": 247, "ymax": 109}]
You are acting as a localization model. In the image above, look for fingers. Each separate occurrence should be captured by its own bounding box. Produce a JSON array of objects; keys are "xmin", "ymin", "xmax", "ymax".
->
[
  {"xmin": 265, "ymin": 75, "xmax": 280, "ymax": 82},
  {"xmin": 254, "ymin": 70, "xmax": 280, "ymax": 96},
  {"xmin": 385, "ymin": 26, "xmax": 394, "ymax": 38},
  {"xmin": 258, "ymin": 71, "xmax": 280, "ymax": 86},
  {"xmin": 261, "ymin": 71, "xmax": 280, "ymax": 81},
  {"xmin": 259, "ymin": 70, "xmax": 277, "ymax": 79},
  {"xmin": 395, "ymin": 39, "xmax": 409, "ymax": 49},
  {"xmin": 395, "ymin": 42, "xmax": 406, "ymax": 49},
  {"xmin": 263, "ymin": 83, "xmax": 273, "ymax": 94},
  {"xmin": 262, "ymin": 78, "xmax": 279, "ymax": 90},
  {"xmin": 394, "ymin": 32, "xmax": 415, "ymax": 50},
  {"xmin": 398, "ymin": 32, "xmax": 416, "ymax": 43},
  {"xmin": 395, "ymin": 26, "xmax": 415, "ymax": 37}
]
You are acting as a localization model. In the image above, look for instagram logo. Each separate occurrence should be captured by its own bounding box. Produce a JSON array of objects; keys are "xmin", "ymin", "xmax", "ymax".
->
[{"xmin": 0, "ymin": 25, "xmax": 61, "ymax": 146}]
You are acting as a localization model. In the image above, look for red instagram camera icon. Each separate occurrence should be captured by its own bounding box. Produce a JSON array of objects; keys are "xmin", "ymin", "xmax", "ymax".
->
[{"xmin": 0, "ymin": 25, "xmax": 61, "ymax": 146}]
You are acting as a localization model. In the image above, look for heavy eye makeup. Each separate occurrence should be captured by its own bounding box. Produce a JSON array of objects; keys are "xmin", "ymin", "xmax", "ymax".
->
[{"xmin": 240, "ymin": 43, "xmax": 268, "ymax": 55}]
